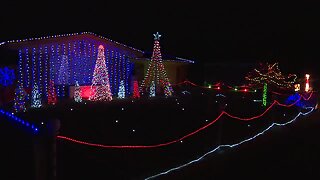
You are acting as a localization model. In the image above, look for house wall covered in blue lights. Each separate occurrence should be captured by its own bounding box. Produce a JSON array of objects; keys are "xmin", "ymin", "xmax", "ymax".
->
[{"xmin": 0, "ymin": 32, "xmax": 144, "ymax": 98}]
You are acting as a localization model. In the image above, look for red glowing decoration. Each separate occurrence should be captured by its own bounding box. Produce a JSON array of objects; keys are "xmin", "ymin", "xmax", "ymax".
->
[
  {"xmin": 132, "ymin": 80, "xmax": 140, "ymax": 99},
  {"xmin": 48, "ymin": 80, "xmax": 57, "ymax": 105},
  {"xmin": 89, "ymin": 45, "xmax": 113, "ymax": 101}
]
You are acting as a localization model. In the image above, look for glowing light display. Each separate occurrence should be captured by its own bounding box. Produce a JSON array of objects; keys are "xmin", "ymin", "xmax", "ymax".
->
[
  {"xmin": 13, "ymin": 84, "xmax": 27, "ymax": 112},
  {"xmin": 74, "ymin": 81, "xmax": 82, "ymax": 102},
  {"xmin": 305, "ymin": 74, "xmax": 310, "ymax": 92},
  {"xmin": 141, "ymin": 32, "xmax": 173, "ymax": 96},
  {"xmin": 56, "ymin": 92, "xmax": 314, "ymax": 149},
  {"xmin": 294, "ymin": 84, "xmax": 300, "ymax": 92},
  {"xmin": 246, "ymin": 62, "xmax": 297, "ymax": 89},
  {"xmin": 48, "ymin": 80, "xmax": 57, "ymax": 105},
  {"xmin": 0, "ymin": 67, "xmax": 15, "ymax": 86},
  {"xmin": 118, "ymin": 80, "xmax": 125, "ymax": 99},
  {"xmin": 89, "ymin": 45, "xmax": 112, "ymax": 101},
  {"xmin": 31, "ymin": 84, "xmax": 42, "ymax": 108},
  {"xmin": 262, "ymin": 83, "xmax": 267, "ymax": 107},
  {"xmin": 132, "ymin": 80, "xmax": 140, "ymax": 99}
]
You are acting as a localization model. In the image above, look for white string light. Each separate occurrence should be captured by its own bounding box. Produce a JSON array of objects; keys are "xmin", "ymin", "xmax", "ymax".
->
[{"xmin": 144, "ymin": 106, "xmax": 315, "ymax": 180}]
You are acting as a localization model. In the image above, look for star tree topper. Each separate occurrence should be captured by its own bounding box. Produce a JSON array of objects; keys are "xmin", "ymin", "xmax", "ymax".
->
[{"xmin": 153, "ymin": 32, "xmax": 161, "ymax": 40}]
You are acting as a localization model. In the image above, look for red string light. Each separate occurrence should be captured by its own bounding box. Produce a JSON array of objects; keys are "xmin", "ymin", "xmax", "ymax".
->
[{"xmin": 57, "ymin": 92, "xmax": 313, "ymax": 149}]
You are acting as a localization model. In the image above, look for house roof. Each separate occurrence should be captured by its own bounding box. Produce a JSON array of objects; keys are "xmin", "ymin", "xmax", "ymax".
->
[
  {"xmin": 0, "ymin": 32, "xmax": 144, "ymax": 57},
  {"xmin": 135, "ymin": 51, "xmax": 195, "ymax": 64}
]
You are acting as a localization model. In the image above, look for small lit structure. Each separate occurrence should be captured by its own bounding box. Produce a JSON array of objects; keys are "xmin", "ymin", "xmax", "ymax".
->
[
  {"xmin": 294, "ymin": 84, "xmax": 300, "ymax": 92},
  {"xmin": 305, "ymin": 74, "xmax": 310, "ymax": 92}
]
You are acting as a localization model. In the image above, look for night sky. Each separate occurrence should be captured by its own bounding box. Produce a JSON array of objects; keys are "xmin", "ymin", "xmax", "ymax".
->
[{"xmin": 0, "ymin": 1, "xmax": 319, "ymax": 74}]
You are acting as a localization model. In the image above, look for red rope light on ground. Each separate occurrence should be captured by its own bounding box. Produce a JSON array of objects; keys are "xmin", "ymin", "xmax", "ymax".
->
[{"xmin": 57, "ymin": 92, "xmax": 313, "ymax": 149}]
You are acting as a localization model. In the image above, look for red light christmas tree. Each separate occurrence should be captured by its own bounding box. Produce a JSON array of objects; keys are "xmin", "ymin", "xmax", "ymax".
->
[
  {"xmin": 132, "ymin": 80, "xmax": 140, "ymax": 99},
  {"xmin": 89, "ymin": 45, "xmax": 112, "ymax": 101},
  {"xmin": 140, "ymin": 32, "xmax": 173, "ymax": 97},
  {"xmin": 48, "ymin": 80, "xmax": 57, "ymax": 105}
]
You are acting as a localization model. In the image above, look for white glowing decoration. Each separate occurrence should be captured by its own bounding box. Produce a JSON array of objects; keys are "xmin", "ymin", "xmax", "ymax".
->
[
  {"xmin": 305, "ymin": 74, "xmax": 310, "ymax": 92},
  {"xmin": 149, "ymin": 81, "xmax": 156, "ymax": 97},
  {"xmin": 145, "ymin": 106, "xmax": 315, "ymax": 180},
  {"xmin": 31, "ymin": 84, "xmax": 42, "ymax": 108},
  {"xmin": 117, "ymin": 80, "xmax": 125, "ymax": 99},
  {"xmin": 74, "ymin": 81, "xmax": 82, "ymax": 103},
  {"xmin": 294, "ymin": 84, "xmax": 300, "ymax": 92}
]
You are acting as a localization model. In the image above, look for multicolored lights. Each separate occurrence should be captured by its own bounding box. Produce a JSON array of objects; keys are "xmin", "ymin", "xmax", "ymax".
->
[
  {"xmin": 89, "ymin": 45, "xmax": 113, "ymax": 101},
  {"xmin": 141, "ymin": 32, "xmax": 173, "ymax": 97},
  {"xmin": 246, "ymin": 62, "xmax": 297, "ymax": 89},
  {"xmin": 15, "ymin": 36, "xmax": 134, "ymax": 105}
]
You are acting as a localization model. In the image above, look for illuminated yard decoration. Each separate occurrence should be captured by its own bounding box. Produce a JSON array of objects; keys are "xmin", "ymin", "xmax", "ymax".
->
[
  {"xmin": 0, "ymin": 67, "xmax": 15, "ymax": 86},
  {"xmin": 15, "ymin": 34, "xmax": 135, "ymax": 98},
  {"xmin": 149, "ymin": 81, "xmax": 155, "ymax": 97},
  {"xmin": 141, "ymin": 32, "xmax": 173, "ymax": 96},
  {"xmin": 132, "ymin": 80, "xmax": 140, "ymax": 99},
  {"xmin": 262, "ymin": 83, "xmax": 267, "ymax": 106},
  {"xmin": 48, "ymin": 80, "xmax": 57, "ymax": 105},
  {"xmin": 89, "ymin": 45, "xmax": 112, "ymax": 101},
  {"xmin": 74, "ymin": 81, "xmax": 82, "ymax": 102},
  {"xmin": 305, "ymin": 74, "xmax": 310, "ymax": 92},
  {"xmin": 13, "ymin": 84, "xmax": 27, "ymax": 112},
  {"xmin": 31, "ymin": 84, "xmax": 42, "ymax": 108},
  {"xmin": 294, "ymin": 84, "xmax": 300, "ymax": 92},
  {"xmin": 57, "ymin": 54, "xmax": 70, "ymax": 97},
  {"xmin": 246, "ymin": 62, "xmax": 297, "ymax": 90},
  {"xmin": 118, "ymin": 80, "xmax": 125, "ymax": 99},
  {"xmin": 246, "ymin": 62, "xmax": 296, "ymax": 106}
]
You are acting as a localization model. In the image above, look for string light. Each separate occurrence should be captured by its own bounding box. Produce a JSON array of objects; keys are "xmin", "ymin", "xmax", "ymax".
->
[
  {"xmin": 144, "ymin": 106, "xmax": 315, "ymax": 180},
  {"xmin": 56, "ymin": 92, "xmax": 314, "ymax": 149},
  {"xmin": 262, "ymin": 83, "xmax": 267, "ymax": 107},
  {"xmin": 132, "ymin": 80, "xmax": 141, "ymax": 99},
  {"xmin": 89, "ymin": 45, "xmax": 113, "ymax": 101},
  {"xmin": 1, "ymin": 32, "xmax": 143, "ymax": 53},
  {"xmin": 31, "ymin": 84, "xmax": 42, "ymax": 108},
  {"xmin": 13, "ymin": 84, "xmax": 27, "ymax": 112},
  {"xmin": 0, "ymin": 109, "xmax": 39, "ymax": 133},
  {"xmin": 141, "ymin": 32, "xmax": 173, "ymax": 96},
  {"xmin": 48, "ymin": 80, "xmax": 57, "ymax": 105},
  {"xmin": 118, "ymin": 80, "xmax": 125, "ymax": 99},
  {"xmin": 74, "ymin": 81, "xmax": 82, "ymax": 103},
  {"xmin": 245, "ymin": 62, "xmax": 297, "ymax": 89}
]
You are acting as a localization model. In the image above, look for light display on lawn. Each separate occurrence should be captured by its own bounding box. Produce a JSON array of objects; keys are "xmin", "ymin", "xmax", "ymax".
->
[
  {"xmin": 132, "ymin": 80, "xmax": 140, "ymax": 99},
  {"xmin": 16, "ymin": 38, "xmax": 134, "ymax": 98},
  {"xmin": 141, "ymin": 32, "xmax": 173, "ymax": 96},
  {"xmin": 89, "ymin": 45, "xmax": 113, "ymax": 101},
  {"xmin": 149, "ymin": 81, "xmax": 156, "ymax": 97},
  {"xmin": 305, "ymin": 74, "xmax": 310, "ymax": 92},
  {"xmin": 74, "ymin": 81, "xmax": 82, "ymax": 102},
  {"xmin": 48, "ymin": 80, "xmax": 57, "ymax": 105},
  {"xmin": 246, "ymin": 62, "xmax": 297, "ymax": 90},
  {"xmin": 0, "ymin": 67, "xmax": 15, "ymax": 86},
  {"xmin": 13, "ymin": 84, "xmax": 27, "ymax": 112},
  {"xmin": 31, "ymin": 84, "xmax": 42, "ymax": 108},
  {"xmin": 118, "ymin": 80, "xmax": 125, "ymax": 99},
  {"xmin": 262, "ymin": 83, "xmax": 267, "ymax": 106}
]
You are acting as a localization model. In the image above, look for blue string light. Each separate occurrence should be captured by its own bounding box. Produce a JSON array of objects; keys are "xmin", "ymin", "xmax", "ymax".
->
[{"xmin": 0, "ymin": 109, "xmax": 39, "ymax": 133}]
